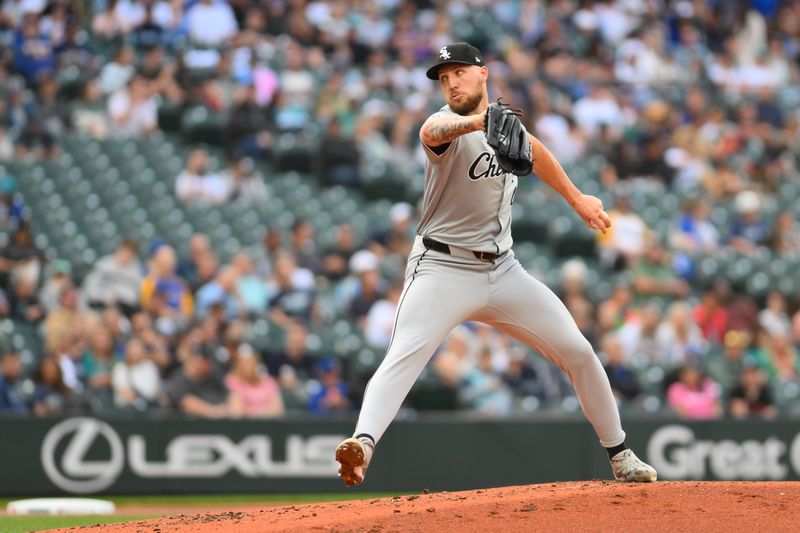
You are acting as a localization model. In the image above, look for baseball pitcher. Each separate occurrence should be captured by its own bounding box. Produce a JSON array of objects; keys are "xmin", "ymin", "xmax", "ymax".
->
[{"xmin": 336, "ymin": 43, "xmax": 657, "ymax": 486}]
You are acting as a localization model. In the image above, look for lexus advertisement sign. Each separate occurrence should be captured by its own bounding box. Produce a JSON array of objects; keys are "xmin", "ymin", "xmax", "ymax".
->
[
  {"xmin": 2, "ymin": 417, "xmax": 800, "ymax": 495},
  {"xmin": 39, "ymin": 418, "xmax": 344, "ymax": 494}
]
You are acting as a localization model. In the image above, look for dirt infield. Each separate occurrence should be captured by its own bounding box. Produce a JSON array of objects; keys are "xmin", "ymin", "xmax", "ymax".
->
[{"xmin": 59, "ymin": 481, "xmax": 800, "ymax": 533}]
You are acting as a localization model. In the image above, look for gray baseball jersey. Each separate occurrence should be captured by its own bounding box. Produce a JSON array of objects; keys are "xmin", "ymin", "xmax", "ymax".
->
[
  {"xmin": 418, "ymin": 105, "xmax": 518, "ymax": 254},
  {"xmin": 351, "ymin": 104, "xmax": 626, "ymax": 451}
]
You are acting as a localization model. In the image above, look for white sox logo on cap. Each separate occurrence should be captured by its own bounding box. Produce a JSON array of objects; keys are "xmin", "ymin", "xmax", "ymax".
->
[{"xmin": 426, "ymin": 42, "xmax": 484, "ymax": 79}]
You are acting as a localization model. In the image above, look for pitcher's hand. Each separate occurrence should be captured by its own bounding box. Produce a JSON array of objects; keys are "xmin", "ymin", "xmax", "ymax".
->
[{"xmin": 570, "ymin": 194, "xmax": 612, "ymax": 234}]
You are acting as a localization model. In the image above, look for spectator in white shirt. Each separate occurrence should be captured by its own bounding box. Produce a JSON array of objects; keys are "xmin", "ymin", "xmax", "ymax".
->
[
  {"xmin": 535, "ymin": 105, "xmax": 570, "ymax": 152},
  {"xmin": 390, "ymin": 49, "xmax": 431, "ymax": 98},
  {"xmin": 2, "ymin": 0, "xmax": 33, "ymax": 26},
  {"xmin": 175, "ymin": 148, "xmax": 230, "ymax": 205},
  {"xmin": 113, "ymin": 0, "xmax": 146, "ymax": 34},
  {"xmin": 82, "ymin": 237, "xmax": 143, "ymax": 314},
  {"xmin": 112, "ymin": 0, "xmax": 178, "ymax": 34},
  {"xmin": 736, "ymin": 53, "xmax": 784, "ymax": 92},
  {"xmin": 594, "ymin": 0, "xmax": 637, "ymax": 45},
  {"xmin": 573, "ymin": 85, "xmax": 624, "ymax": 137},
  {"xmin": 759, "ymin": 292, "xmax": 792, "ymax": 338},
  {"xmin": 99, "ymin": 45, "xmax": 135, "ymax": 95},
  {"xmin": 364, "ymin": 283, "xmax": 402, "ymax": 348},
  {"xmin": 112, "ymin": 337, "xmax": 161, "ymax": 409},
  {"xmin": 537, "ymin": 114, "xmax": 586, "ymax": 166},
  {"xmin": 353, "ymin": 3, "xmax": 393, "ymax": 50},
  {"xmin": 614, "ymin": 31, "xmax": 677, "ymax": 87},
  {"xmin": 223, "ymin": 156, "xmax": 268, "ymax": 203},
  {"xmin": 55, "ymin": 332, "xmax": 84, "ymax": 392},
  {"xmin": 3, "ymin": 0, "xmax": 46, "ymax": 24},
  {"xmin": 186, "ymin": 0, "xmax": 238, "ymax": 47},
  {"xmin": 597, "ymin": 190, "xmax": 650, "ymax": 270},
  {"xmin": 108, "ymin": 75, "xmax": 158, "ymax": 137}
]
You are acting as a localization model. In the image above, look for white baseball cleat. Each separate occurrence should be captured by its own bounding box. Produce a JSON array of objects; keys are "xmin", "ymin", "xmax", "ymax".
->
[
  {"xmin": 335, "ymin": 437, "xmax": 373, "ymax": 487},
  {"xmin": 610, "ymin": 449, "xmax": 657, "ymax": 482}
]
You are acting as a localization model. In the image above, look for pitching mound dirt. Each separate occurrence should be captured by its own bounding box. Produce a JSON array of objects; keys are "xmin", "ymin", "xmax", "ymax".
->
[{"xmin": 60, "ymin": 481, "xmax": 799, "ymax": 533}]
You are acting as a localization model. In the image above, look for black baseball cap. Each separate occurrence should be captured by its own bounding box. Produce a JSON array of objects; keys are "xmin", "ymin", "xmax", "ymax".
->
[{"xmin": 426, "ymin": 42, "xmax": 485, "ymax": 80}]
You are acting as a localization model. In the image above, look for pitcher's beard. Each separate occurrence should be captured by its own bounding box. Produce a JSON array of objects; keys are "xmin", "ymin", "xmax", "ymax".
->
[{"xmin": 449, "ymin": 91, "xmax": 483, "ymax": 115}]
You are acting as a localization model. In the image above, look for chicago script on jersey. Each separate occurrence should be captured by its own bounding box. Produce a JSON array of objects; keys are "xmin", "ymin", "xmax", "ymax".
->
[{"xmin": 468, "ymin": 151, "xmax": 506, "ymax": 180}]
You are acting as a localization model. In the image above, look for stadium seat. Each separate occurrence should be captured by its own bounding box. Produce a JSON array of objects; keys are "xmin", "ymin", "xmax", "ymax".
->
[
  {"xmin": 512, "ymin": 216, "xmax": 548, "ymax": 244},
  {"xmin": 548, "ymin": 216, "xmax": 596, "ymax": 258},
  {"xmin": 181, "ymin": 107, "xmax": 229, "ymax": 145},
  {"xmin": 408, "ymin": 379, "xmax": 458, "ymax": 410},
  {"xmin": 158, "ymin": 102, "xmax": 186, "ymax": 132},
  {"xmin": 275, "ymin": 134, "xmax": 318, "ymax": 174},
  {"xmin": 723, "ymin": 256, "xmax": 755, "ymax": 292}
]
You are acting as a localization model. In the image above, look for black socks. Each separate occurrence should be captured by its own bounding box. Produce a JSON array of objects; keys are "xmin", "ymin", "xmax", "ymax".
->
[
  {"xmin": 355, "ymin": 433, "xmax": 376, "ymax": 449},
  {"xmin": 605, "ymin": 442, "xmax": 627, "ymax": 460}
]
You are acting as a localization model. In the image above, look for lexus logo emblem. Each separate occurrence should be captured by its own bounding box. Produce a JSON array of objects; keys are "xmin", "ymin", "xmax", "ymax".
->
[{"xmin": 41, "ymin": 418, "xmax": 124, "ymax": 493}]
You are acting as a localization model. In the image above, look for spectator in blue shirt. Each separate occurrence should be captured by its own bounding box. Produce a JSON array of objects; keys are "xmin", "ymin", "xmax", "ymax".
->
[
  {"xmin": 602, "ymin": 333, "xmax": 642, "ymax": 402},
  {"xmin": 13, "ymin": 14, "xmax": 55, "ymax": 86},
  {"xmin": 195, "ymin": 266, "xmax": 241, "ymax": 320},
  {"xmin": 30, "ymin": 357, "xmax": 71, "ymax": 416},
  {"xmin": 0, "ymin": 175, "xmax": 25, "ymax": 231},
  {"xmin": 231, "ymin": 252, "xmax": 268, "ymax": 315},
  {"xmin": 131, "ymin": 4, "xmax": 166, "ymax": 50},
  {"xmin": 0, "ymin": 351, "xmax": 26, "ymax": 414},
  {"xmin": 54, "ymin": 23, "xmax": 96, "ymax": 71},
  {"xmin": 308, "ymin": 358, "xmax": 351, "ymax": 415}
]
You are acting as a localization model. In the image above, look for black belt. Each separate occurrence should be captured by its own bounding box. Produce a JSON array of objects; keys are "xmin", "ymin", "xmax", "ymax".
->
[{"xmin": 422, "ymin": 237, "xmax": 506, "ymax": 262}]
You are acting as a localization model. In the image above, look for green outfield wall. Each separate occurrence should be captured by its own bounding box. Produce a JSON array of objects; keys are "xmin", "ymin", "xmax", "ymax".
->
[{"xmin": 1, "ymin": 416, "xmax": 799, "ymax": 495}]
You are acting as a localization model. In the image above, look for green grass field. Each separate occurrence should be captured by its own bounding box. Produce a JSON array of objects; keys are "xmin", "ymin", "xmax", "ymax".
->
[
  {"xmin": 0, "ymin": 514, "xmax": 153, "ymax": 533},
  {"xmin": 0, "ymin": 493, "xmax": 401, "ymax": 532}
]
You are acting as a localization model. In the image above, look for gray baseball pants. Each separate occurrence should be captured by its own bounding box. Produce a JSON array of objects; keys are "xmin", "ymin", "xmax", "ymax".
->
[{"xmin": 354, "ymin": 236, "xmax": 626, "ymax": 448}]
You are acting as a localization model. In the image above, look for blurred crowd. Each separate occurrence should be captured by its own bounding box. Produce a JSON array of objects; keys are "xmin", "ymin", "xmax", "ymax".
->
[
  {"xmin": 1, "ymin": 215, "xmax": 799, "ymax": 420},
  {"xmin": 0, "ymin": 202, "xmax": 420, "ymax": 418},
  {"xmin": 1, "ymin": 0, "xmax": 800, "ymax": 420}
]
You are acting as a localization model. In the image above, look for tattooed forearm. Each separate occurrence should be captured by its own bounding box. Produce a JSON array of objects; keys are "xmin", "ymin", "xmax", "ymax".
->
[{"xmin": 421, "ymin": 113, "xmax": 484, "ymax": 147}]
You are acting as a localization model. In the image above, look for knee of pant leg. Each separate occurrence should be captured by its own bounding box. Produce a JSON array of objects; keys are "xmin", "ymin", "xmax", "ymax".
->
[{"xmin": 558, "ymin": 337, "xmax": 598, "ymax": 370}]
